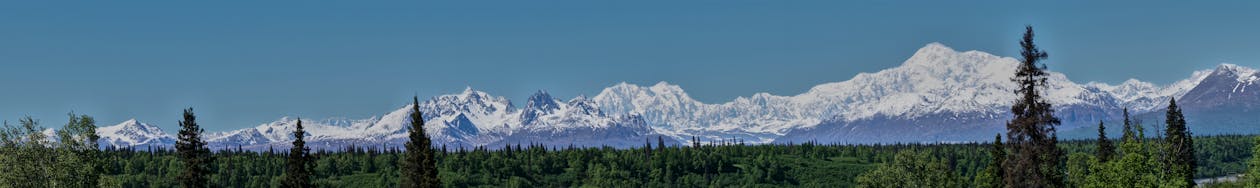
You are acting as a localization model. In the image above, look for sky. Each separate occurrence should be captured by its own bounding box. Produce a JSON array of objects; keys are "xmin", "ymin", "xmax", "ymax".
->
[{"xmin": 1, "ymin": 1, "xmax": 1258, "ymax": 132}]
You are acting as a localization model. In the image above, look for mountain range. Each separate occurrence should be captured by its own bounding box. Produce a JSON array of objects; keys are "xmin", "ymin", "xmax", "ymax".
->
[{"xmin": 88, "ymin": 43, "xmax": 1260, "ymax": 150}]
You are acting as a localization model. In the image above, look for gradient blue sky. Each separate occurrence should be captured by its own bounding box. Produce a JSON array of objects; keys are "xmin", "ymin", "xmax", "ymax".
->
[{"xmin": 2, "ymin": 1, "xmax": 1258, "ymax": 132}]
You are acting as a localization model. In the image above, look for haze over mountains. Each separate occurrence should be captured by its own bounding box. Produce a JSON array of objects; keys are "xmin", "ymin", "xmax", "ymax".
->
[{"xmin": 89, "ymin": 43, "xmax": 1260, "ymax": 150}]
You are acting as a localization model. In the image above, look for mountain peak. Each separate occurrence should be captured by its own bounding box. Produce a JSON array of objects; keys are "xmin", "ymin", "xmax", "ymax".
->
[
  {"xmin": 113, "ymin": 118, "xmax": 155, "ymax": 129},
  {"xmin": 98, "ymin": 119, "xmax": 175, "ymax": 147},
  {"xmin": 1213, "ymin": 63, "xmax": 1258, "ymax": 83},
  {"xmin": 912, "ymin": 42, "xmax": 957, "ymax": 55},
  {"xmin": 918, "ymin": 42, "xmax": 954, "ymax": 52},
  {"xmin": 902, "ymin": 42, "xmax": 966, "ymax": 67},
  {"xmin": 530, "ymin": 90, "xmax": 552, "ymax": 98},
  {"xmin": 525, "ymin": 90, "xmax": 560, "ymax": 111},
  {"xmin": 120, "ymin": 118, "xmax": 141, "ymax": 126},
  {"xmin": 650, "ymin": 81, "xmax": 685, "ymax": 93}
]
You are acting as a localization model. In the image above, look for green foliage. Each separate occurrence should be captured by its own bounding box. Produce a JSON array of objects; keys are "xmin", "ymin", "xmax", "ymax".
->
[
  {"xmin": 1065, "ymin": 153, "xmax": 1092, "ymax": 187},
  {"xmin": 54, "ymin": 114, "xmax": 102, "ymax": 187},
  {"xmin": 46, "ymin": 134, "xmax": 1252, "ymax": 187},
  {"xmin": 857, "ymin": 150, "xmax": 964, "ymax": 188},
  {"xmin": 0, "ymin": 114, "xmax": 104, "ymax": 187},
  {"xmin": 1072, "ymin": 122, "xmax": 1188, "ymax": 188},
  {"xmin": 0, "ymin": 117, "xmax": 54, "ymax": 187},
  {"xmin": 974, "ymin": 134, "xmax": 1004, "ymax": 188},
  {"xmin": 1247, "ymin": 137, "xmax": 1260, "ymax": 187}
]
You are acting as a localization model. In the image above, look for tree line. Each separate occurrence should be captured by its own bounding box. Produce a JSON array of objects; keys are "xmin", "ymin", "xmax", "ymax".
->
[{"xmin": 4, "ymin": 112, "xmax": 1257, "ymax": 187}]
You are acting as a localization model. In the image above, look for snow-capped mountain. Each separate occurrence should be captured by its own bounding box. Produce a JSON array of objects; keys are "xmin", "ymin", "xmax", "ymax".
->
[
  {"xmin": 97, "ymin": 119, "xmax": 175, "ymax": 148},
  {"xmin": 95, "ymin": 42, "xmax": 1259, "ymax": 149},
  {"xmin": 161, "ymin": 88, "xmax": 675, "ymax": 150},
  {"xmin": 1180, "ymin": 64, "xmax": 1259, "ymax": 109},
  {"xmin": 595, "ymin": 43, "xmax": 1232, "ymax": 144}
]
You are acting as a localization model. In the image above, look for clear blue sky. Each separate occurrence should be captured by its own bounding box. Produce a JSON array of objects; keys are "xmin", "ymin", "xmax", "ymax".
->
[{"xmin": 2, "ymin": 1, "xmax": 1257, "ymax": 132}]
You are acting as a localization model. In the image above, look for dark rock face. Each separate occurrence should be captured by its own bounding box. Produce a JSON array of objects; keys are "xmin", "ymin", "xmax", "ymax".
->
[{"xmin": 1180, "ymin": 65, "xmax": 1260, "ymax": 110}]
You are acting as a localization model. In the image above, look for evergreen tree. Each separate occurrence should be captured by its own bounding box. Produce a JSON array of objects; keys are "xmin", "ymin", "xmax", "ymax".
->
[
  {"xmin": 1096, "ymin": 121, "xmax": 1115, "ymax": 163},
  {"xmin": 1163, "ymin": 98, "xmax": 1195, "ymax": 186},
  {"xmin": 282, "ymin": 119, "xmax": 314, "ymax": 188},
  {"xmin": 975, "ymin": 134, "xmax": 1005, "ymax": 188},
  {"xmin": 1003, "ymin": 25, "xmax": 1064, "ymax": 188},
  {"xmin": 176, "ymin": 108, "xmax": 211, "ymax": 188},
  {"xmin": 657, "ymin": 136, "xmax": 667, "ymax": 152},
  {"xmin": 1121, "ymin": 108, "xmax": 1134, "ymax": 142},
  {"xmin": 401, "ymin": 96, "xmax": 439, "ymax": 188}
]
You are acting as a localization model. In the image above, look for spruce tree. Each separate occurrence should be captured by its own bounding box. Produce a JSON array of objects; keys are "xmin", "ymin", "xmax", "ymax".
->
[
  {"xmin": 176, "ymin": 108, "xmax": 211, "ymax": 188},
  {"xmin": 1003, "ymin": 25, "xmax": 1064, "ymax": 188},
  {"xmin": 1121, "ymin": 108, "xmax": 1134, "ymax": 142},
  {"xmin": 1163, "ymin": 98, "xmax": 1195, "ymax": 186},
  {"xmin": 401, "ymin": 96, "xmax": 439, "ymax": 188},
  {"xmin": 282, "ymin": 119, "xmax": 314, "ymax": 188},
  {"xmin": 657, "ymin": 136, "xmax": 667, "ymax": 152},
  {"xmin": 1096, "ymin": 121, "xmax": 1115, "ymax": 162}
]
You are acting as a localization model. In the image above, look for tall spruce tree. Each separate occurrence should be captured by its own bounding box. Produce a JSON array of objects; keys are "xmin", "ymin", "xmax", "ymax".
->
[
  {"xmin": 401, "ymin": 96, "xmax": 439, "ymax": 188},
  {"xmin": 1121, "ymin": 108, "xmax": 1134, "ymax": 142},
  {"xmin": 1096, "ymin": 121, "xmax": 1115, "ymax": 162},
  {"xmin": 1163, "ymin": 98, "xmax": 1195, "ymax": 186},
  {"xmin": 176, "ymin": 108, "xmax": 211, "ymax": 188},
  {"xmin": 1003, "ymin": 25, "xmax": 1064, "ymax": 188},
  {"xmin": 282, "ymin": 119, "xmax": 314, "ymax": 188}
]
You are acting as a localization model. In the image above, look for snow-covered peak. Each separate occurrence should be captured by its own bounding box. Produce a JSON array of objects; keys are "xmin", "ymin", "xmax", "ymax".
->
[
  {"xmin": 1087, "ymin": 79, "xmax": 1160, "ymax": 102},
  {"xmin": 905, "ymin": 43, "xmax": 956, "ymax": 64},
  {"xmin": 99, "ymin": 119, "xmax": 165, "ymax": 137},
  {"xmin": 1215, "ymin": 63, "xmax": 1259, "ymax": 83},
  {"xmin": 594, "ymin": 82, "xmax": 705, "ymax": 129},
  {"xmin": 521, "ymin": 90, "xmax": 561, "ymax": 125},
  {"xmin": 649, "ymin": 81, "xmax": 687, "ymax": 94},
  {"xmin": 523, "ymin": 90, "xmax": 560, "ymax": 113},
  {"xmin": 119, "ymin": 119, "xmax": 140, "ymax": 126},
  {"xmin": 97, "ymin": 119, "xmax": 175, "ymax": 147},
  {"xmin": 1169, "ymin": 69, "xmax": 1214, "ymax": 96}
]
